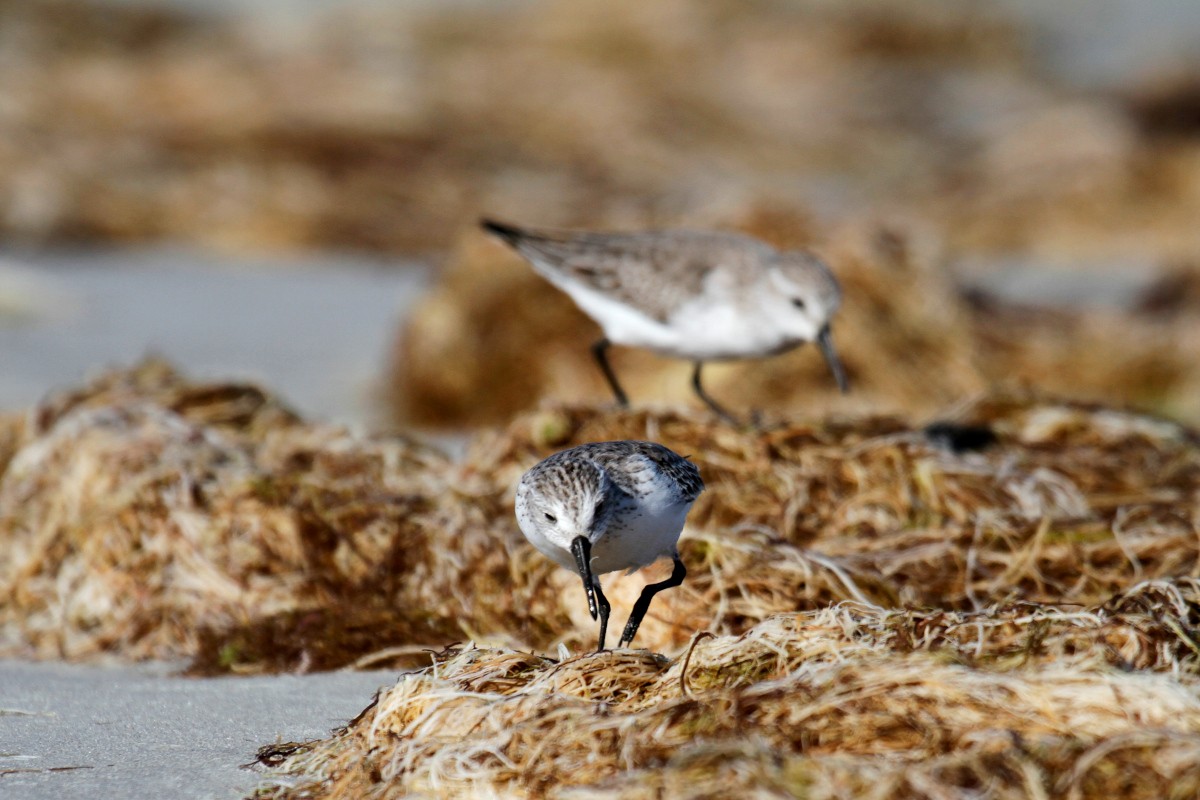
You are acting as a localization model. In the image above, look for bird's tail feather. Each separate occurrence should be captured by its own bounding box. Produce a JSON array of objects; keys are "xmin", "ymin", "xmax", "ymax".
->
[{"xmin": 479, "ymin": 218, "xmax": 526, "ymax": 246}]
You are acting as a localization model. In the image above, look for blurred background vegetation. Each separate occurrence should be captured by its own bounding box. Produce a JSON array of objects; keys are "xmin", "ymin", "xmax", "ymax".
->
[{"xmin": 2, "ymin": 0, "xmax": 1199, "ymax": 429}]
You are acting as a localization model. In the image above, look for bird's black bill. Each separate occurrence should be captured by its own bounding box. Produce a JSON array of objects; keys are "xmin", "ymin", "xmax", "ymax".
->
[
  {"xmin": 572, "ymin": 535, "xmax": 611, "ymax": 651},
  {"xmin": 817, "ymin": 326, "xmax": 850, "ymax": 394},
  {"xmin": 571, "ymin": 536, "xmax": 598, "ymax": 620}
]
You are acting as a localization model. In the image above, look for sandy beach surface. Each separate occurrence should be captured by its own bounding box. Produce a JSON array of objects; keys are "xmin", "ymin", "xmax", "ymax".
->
[
  {"xmin": 0, "ymin": 659, "xmax": 396, "ymax": 799},
  {"xmin": 0, "ymin": 247, "xmax": 428, "ymax": 427}
]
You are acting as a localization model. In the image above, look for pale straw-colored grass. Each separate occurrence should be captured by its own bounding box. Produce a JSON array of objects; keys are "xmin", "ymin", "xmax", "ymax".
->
[{"xmin": 2, "ymin": 363, "xmax": 1200, "ymax": 797}]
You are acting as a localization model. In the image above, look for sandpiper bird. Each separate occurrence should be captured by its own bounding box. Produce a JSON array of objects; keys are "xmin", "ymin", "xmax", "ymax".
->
[
  {"xmin": 515, "ymin": 440, "xmax": 704, "ymax": 651},
  {"xmin": 482, "ymin": 218, "xmax": 850, "ymax": 422}
]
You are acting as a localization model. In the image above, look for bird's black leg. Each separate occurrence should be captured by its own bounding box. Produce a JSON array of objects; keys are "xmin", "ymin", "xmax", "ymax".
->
[
  {"xmin": 572, "ymin": 536, "xmax": 612, "ymax": 651},
  {"xmin": 691, "ymin": 362, "xmax": 740, "ymax": 425},
  {"xmin": 593, "ymin": 575, "xmax": 611, "ymax": 653},
  {"xmin": 591, "ymin": 338, "xmax": 630, "ymax": 407},
  {"xmin": 619, "ymin": 556, "xmax": 687, "ymax": 648}
]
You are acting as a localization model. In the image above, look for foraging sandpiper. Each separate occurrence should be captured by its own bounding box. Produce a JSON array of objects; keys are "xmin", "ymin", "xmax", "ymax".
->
[
  {"xmin": 482, "ymin": 219, "xmax": 849, "ymax": 422},
  {"xmin": 515, "ymin": 440, "xmax": 704, "ymax": 651}
]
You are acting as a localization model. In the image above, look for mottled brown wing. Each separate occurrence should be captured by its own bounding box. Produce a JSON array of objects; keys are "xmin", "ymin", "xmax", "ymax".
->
[
  {"xmin": 635, "ymin": 442, "xmax": 704, "ymax": 501},
  {"xmin": 574, "ymin": 440, "xmax": 704, "ymax": 502},
  {"xmin": 481, "ymin": 219, "xmax": 772, "ymax": 322}
]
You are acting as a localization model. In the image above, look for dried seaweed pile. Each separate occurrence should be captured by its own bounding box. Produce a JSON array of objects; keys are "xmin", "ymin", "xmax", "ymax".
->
[
  {"xmin": 254, "ymin": 587, "xmax": 1200, "ymax": 799},
  {"xmin": 252, "ymin": 389, "xmax": 1200, "ymax": 797},
  {"xmin": 2, "ymin": 365, "xmax": 1200, "ymax": 795},
  {"xmin": 0, "ymin": 0, "xmax": 1026, "ymax": 251},
  {"xmin": 469, "ymin": 398, "xmax": 1200, "ymax": 629},
  {"xmin": 0, "ymin": 361, "xmax": 543, "ymax": 670},
  {"xmin": 2, "ymin": 363, "xmax": 1198, "ymax": 670}
]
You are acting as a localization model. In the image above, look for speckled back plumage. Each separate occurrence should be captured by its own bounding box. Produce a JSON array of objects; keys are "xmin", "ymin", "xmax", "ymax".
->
[
  {"xmin": 486, "ymin": 222, "xmax": 809, "ymax": 323},
  {"xmin": 525, "ymin": 440, "xmax": 703, "ymax": 502}
]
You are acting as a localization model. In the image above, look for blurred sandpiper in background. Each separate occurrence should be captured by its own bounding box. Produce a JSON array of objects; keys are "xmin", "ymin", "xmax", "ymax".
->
[{"xmin": 1, "ymin": 0, "xmax": 1199, "ymax": 428}]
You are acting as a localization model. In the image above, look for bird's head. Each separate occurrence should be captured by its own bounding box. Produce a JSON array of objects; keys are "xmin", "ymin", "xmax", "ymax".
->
[
  {"xmin": 767, "ymin": 251, "xmax": 850, "ymax": 393},
  {"xmin": 516, "ymin": 457, "xmax": 617, "ymax": 552}
]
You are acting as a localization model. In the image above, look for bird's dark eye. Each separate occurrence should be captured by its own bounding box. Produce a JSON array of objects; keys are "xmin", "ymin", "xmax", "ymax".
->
[
  {"xmin": 792, "ymin": 298, "xmax": 807, "ymax": 310},
  {"xmin": 544, "ymin": 512, "xmax": 557, "ymax": 523}
]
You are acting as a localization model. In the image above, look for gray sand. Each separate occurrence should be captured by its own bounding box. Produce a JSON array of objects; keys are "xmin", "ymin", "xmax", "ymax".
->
[
  {"xmin": 0, "ymin": 247, "xmax": 428, "ymax": 427},
  {"xmin": 0, "ymin": 659, "xmax": 396, "ymax": 799}
]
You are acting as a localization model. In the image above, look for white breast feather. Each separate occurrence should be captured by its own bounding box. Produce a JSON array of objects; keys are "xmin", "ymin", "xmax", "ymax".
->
[
  {"xmin": 537, "ymin": 260, "xmax": 794, "ymax": 361},
  {"xmin": 551, "ymin": 277, "xmax": 685, "ymax": 352}
]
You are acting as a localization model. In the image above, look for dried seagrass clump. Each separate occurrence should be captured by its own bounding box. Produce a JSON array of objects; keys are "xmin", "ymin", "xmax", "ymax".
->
[
  {"xmin": 0, "ymin": 361, "xmax": 565, "ymax": 670},
  {"xmin": 2, "ymin": 364, "xmax": 1200, "ymax": 796},
  {"xmin": 253, "ymin": 581, "xmax": 1200, "ymax": 800},
  {"xmin": 3, "ymin": 363, "xmax": 1200, "ymax": 672},
  {"xmin": 471, "ymin": 398, "xmax": 1200, "ymax": 617},
  {"xmin": 247, "ymin": 393, "xmax": 1200, "ymax": 798}
]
